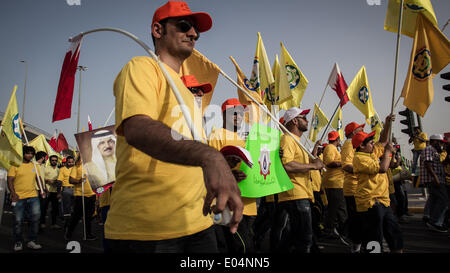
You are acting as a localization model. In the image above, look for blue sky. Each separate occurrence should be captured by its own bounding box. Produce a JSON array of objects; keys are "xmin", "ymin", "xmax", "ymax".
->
[{"xmin": 1, "ymin": 0, "xmax": 449, "ymax": 160}]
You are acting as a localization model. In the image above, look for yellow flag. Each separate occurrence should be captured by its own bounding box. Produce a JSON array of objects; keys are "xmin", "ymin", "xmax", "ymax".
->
[
  {"xmin": 401, "ymin": 14, "xmax": 450, "ymax": 117},
  {"xmin": 279, "ymin": 42, "xmax": 309, "ymax": 110},
  {"xmin": 331, "ymin": 106, "xmax": 344, "ymax": 140},
  {"xmin": 346, "ymin": 66, "xmax": 375, "ymax": 120},
  {"xmin": 230, "ymin": 56, "xmax": 264, "ymax": 105},
  {"xmin": 29, "ymin": 135, "xmax": 61, "ymax": 160},
  {"xmin": 367, "ymin": 114, "xmax": 383, "ymax": 142},
  {"xmin": 384, "ymin": 0, "xmax": 437, "ymax": 38},
  {"xmin": 181, "ymin": 49, "xmax": 221, "ymax": 114},
  {"xmin": 249, "ymin": 32, "xmax": 275, "ymax": 108},
  {"xmin": 273, "ymin": 53, "xmax": 293, "ymax": 106},
  {"xmin": 309, "ymin": 104, "xmax": 329, "ymax": 143},
  {"xmin": 0, "ymin": 85, "xmax": 23, "ymax": 170}
]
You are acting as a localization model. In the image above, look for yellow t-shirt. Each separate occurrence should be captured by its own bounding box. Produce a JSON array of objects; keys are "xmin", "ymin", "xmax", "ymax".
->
[
  {"xmin": 69, "ymin": 165, "xmax": 96, "ymax": 197},
  {"xmin": 44, "ymin": 165, "xmax": 60, "ymax": 193},
  {"xmin": 322, "ymin": 144, "xmax": 344, "ymax": 189},
  {"xmin": 105, "ymin": 56, "xmax": 212, "ymax": 241},
  {"xmin": 413, "ymin": 132, "xmax": 428, "ymax": 151},
  {"xmin": 276, "ymin": 134, "xmax": 314, "ymax": 202},
  {"xmin": 341, "ymin": 139, "xmax": 358, "ymax": 196},
  {"xmin": 208, "ymin": 128, "xmax": 257, "ymax": 216},
  {"xmin": 57, "ymin": 167, "xmax": 73, "ymax": 188},
  {"xmin": 388, "ymin": 168, "xmax": 395, "ymax": 195},
  {"xmin": 8, "ymin": 163, "xmax": 38, "ymax": 199},
  {"xmin": 353, "ymin": 151, "xmax": 390, "ymax": 212},
  {"xmin": 310, "ymin": 169, "xmax": 322, "ymax": 193}
]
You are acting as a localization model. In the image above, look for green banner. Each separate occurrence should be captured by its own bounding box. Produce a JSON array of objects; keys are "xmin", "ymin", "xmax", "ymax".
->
[{"xmin": 239, "ymin": 123, "xmax": 293, "ymax": 198}]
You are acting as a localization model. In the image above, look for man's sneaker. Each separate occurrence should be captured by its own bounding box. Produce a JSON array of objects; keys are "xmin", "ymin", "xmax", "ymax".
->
[
  {"xmin": 85, "ymin": 234, "xmax": 97, "ymax": 241},
  {"xmin": 426, "ymin": 222, "xmax": 448, "ymax": 233},
  {"xmin": 27, "ymin": 241, "xmax": 42, "ymax": 250},
  {"xmin": 13, "ymin": 242, "xmax": 23, "ymax": 251}
]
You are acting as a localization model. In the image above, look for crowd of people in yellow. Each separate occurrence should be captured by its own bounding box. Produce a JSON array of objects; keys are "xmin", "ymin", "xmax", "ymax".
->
[{"xmin": 4, "ymin": 1, "xmax": 450, "ymax": 253}]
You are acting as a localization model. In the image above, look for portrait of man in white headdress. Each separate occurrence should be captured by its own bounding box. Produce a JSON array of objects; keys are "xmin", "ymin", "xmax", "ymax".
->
[{"xmin": 82, "ymin": 129, "xmax": 117, "ymax": 190}]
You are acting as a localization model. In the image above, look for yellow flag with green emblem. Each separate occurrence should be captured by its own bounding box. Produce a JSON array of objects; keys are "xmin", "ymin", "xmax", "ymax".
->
[
  {"xmin": 308, "ymin": 104, "xmax": 329, "ymax": 143},
  {"xmin": 331, "ymin": 106, "xmax": 344, "ymax": 140},
  {"xmin": 272, "ymin": 54, "xmax": 292, "ymax": 106},
  {"xmin": 384, "ymin": 0, "xmax": 437, "ymax": 38},
  {"xmin": 346, "ymin": 66, "xmax": 375, "ymax": 120},
  {"xmin": 0, "ymin": 85, "xmax": 23, "ymax": 170}
]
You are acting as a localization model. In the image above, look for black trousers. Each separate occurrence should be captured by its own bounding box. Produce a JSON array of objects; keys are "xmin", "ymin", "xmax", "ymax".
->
[
  {"xmin": 324, "ymin": 188, "xmax": 348, "ymax": 233},
  {"xmin": 40, "ymin": 192, "xmax": 59, "ymax": 225},
  {"xmin": 344, "ymin": 196, "xmax": 362, "ymax": 244},
  {"xmin": 107, "ymin": 226, "xmax": 219, "ymax": 253},
  {"xmin": 215, "ymin": 215, "xmax": 256, "ymax": 254},
  {"xmin": 67, "ymin": 195, "xmax": 96, "ymax": 236}
]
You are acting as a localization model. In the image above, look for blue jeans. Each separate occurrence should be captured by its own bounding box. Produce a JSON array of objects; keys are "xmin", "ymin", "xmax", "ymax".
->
[
  {"xmin": 60, "ymin": 187, "xmax": 74, "ymax": 217},
  {"xmin": 13, "ymin": 197, "xmax": 41, "ymax": 243},
  {"xmin": 427, "ymin": 184, "xmax": 449, "ymax": 226},
  {"xmin": 411, "ymin": 150, "xmax": 422, "ymax": 175}
]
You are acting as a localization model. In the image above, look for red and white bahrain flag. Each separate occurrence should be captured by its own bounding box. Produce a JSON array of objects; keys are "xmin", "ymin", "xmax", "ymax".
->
[
  {"xmin": 52, "ymin": 35, "xmax": 82, "ymax": 122},
  {"xmin": 88, "ymin": 115, "xmax": 93, "ymax": 131},
  {"xmin": 48, "ymin": 130, "xmax": 58, "ymax": 151},
  {"xmin": 327, "ymin": 63, "xmax": 349, "ymax": 107}
]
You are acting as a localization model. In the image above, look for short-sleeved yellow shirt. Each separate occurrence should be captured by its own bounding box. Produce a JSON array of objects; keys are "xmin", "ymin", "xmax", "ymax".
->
[
  {"xmin": 310, "ymin": 169, "xmax": 322, "ymax": 193},
  {"xmin": 70, "ymin": 165, "xmax": 96, "ymax": 197},
  {"xmin": 341, "ymin": 139, "xmax": 358, "ymax": 196},
  {"xmin": 413, "ymin": 132, "xmax": 428, "ymax": 151},
  {"xmin": 57, "ymin": 167, "xmax": 73, "ymax": 188},
  {"xmin": 105, "ymin": 57, "xmax": 212, "ymax": 241},
  {"xmin": 208, "ymin": 128, "xmax": 257, "ymax": 216},
  {"xmin": 322, "ymin": 144, "xmax": 344, "ymax": 189},
  {"xmin": 44, "ymin": 165, "xmax": 59, "ymax": 193},
  {"xmin": 353, "ymin": 151, "xmax": 390, "ymax": 212},
  {"xmin": 8, "ymin": 163, "xmax": 38, "ymax": 199}
]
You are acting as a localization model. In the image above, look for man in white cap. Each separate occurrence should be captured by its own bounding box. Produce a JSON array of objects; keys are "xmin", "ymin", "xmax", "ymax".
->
[
  {"xmin": 420, "ymin": 134, "xmax": 448, "ymax": 232},
  {"xmin": 270, "ymin": 107, "xmax": 324, "ymax": 253}
]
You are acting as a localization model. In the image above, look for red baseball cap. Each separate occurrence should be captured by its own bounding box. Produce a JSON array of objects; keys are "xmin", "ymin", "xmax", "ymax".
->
[
  {"xmin": 152, "ymin": 1, "xmax": 213, "ymax": 33},
  {"xmin": 221, "ymin": 98, "xmax": 247, "ymax": 112},
  {"xmin": 328, "ymin": 131, "xmax": 340, "ymax": 141},
  {"xmin": 181, "ymin": 75, "xmax": 212, "ymax": 94},
  {"xmin": 352, "ymin": 130, "xmax": 376, "ymax": 149},
  {"xmin": 345, "ymin": 122, "xmax": 365, "ymax": 136}
]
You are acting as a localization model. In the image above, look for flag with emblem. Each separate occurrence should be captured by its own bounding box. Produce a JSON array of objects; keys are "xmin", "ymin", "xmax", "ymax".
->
[
  {"xmin": 346, "ymin": 66, "xmax": 375, "ymax": 120},
  {"xmin": 384, "ymin": 0, "xmax": 438, "ymax": 38},
  {"xmin": 331, "ymin": 106, "xmax": 344, "ymax": 140},
  {"xmin": 308, "ymin": 104, "xmax": 329, "ymax": 143},
  {"xmin": 0, "ymin": 86, "xmax": 23, "ymax": 170},
  {"xmin": 278, "ymin": 42, "xmax": 309, "ymax": 110},
  {"xmin": 249, "ymin": 33, "xmax": 275, "ymax": 108},
  {"xmin": 400, "ymin": 14, "xmax": 450, "ymax": 117},
  {"xmin": 272, "ymin": 53, "xmax": 293, "ymax": 106},
  {"xmin": 230, "ymin": 56, "xmax": 264, "ymax": 105},
  {"xmin": 327, "ymin": 63, "xmax": 349, "ymax": 107},
  {"xmin": 367, "ymin": 113, "xmax": 383, "ymax": 142}
]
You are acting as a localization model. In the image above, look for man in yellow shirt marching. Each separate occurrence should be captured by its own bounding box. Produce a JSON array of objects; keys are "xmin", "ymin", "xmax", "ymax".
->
[
  {"xmin": 409, "ymin": 127, "xmax": 428, "ymax": 175},
  {"xmin": 270, "ymin": 107, "xmax": 324, "ymax": 253},
  {"xmin": 43, "ymin": 155, "xmax": 61, "ymax": 229},
  {"xmin": 322, "ymin": 131, "xmax": 348, "ymax": 244},
  {"xmin": 57, "ymin": 155, "xmax": 75, "ymax": 224},
  {"xmin": 105, "ymin": 1, "xmax": 243, "ymax": 253},
  {"xmin": 341, "ymin": 122, "xmax": 365, "ymax": 252},
  {"xmin": 208, "ymin": 98, "xmax": 256, "ymax": 253}
]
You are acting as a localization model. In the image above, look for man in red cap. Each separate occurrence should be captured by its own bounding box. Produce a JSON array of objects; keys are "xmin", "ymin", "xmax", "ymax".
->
[
  {"xmin": 340, "ymin": 122, "xmax": 365, "ymax": 252},
  {"xmin": 105, "ymin": 1, "xmax": 243, "ymax": 253},
  {"xmin": 322, "ymin": 130, "xmax": 349, "ymax": 245},
  {"xmin": 181, "ymin": 74, "xmax": 212, "ymax": 107}
]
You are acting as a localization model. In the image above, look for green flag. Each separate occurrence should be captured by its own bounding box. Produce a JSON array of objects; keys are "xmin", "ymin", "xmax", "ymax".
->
[{"xmin": 239, "ymin": 123, "xmax": 293, "ymax": 198}]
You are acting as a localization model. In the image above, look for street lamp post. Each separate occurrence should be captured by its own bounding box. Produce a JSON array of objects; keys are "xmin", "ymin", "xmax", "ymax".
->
[
  {"xmin": 20, "ymin": 60, "xmax": 28, "ymax": 123},
  {"xmin": 76, "ymin": 65, "xmax": 88, "ymax": 133}
]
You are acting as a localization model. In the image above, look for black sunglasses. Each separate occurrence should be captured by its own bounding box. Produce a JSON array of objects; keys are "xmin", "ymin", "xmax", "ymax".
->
[
  {"xmin": 188, "ymin": 87, "xmax": 203, "ymax": 94},
  {"xmin": 175, "ymin": 19, "xmax": 200, "ymax": 41}
]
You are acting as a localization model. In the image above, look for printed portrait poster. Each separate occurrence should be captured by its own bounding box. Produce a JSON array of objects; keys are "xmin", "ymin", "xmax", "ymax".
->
[{"xmin": 74, "ymin": 125, "xmax": 116, "ymax": 195}]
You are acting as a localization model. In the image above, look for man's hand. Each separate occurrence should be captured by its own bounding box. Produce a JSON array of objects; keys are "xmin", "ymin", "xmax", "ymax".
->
[
  {"xmin": 40, "ymin": 192, "xmax": 47, "ymax": 199},
  {"xmin": 385, "ymin": 114, "xmax": 396, "ymax": 124},
  {"xmin": 10, "ymin": 192, "xmax": 19, "ymax": 203},
  {"xmin": 202, "ymin": 153, "xmax": 244, "ymax": 234},
  {"xmin": 385, "ymin": 142, "xmax": 394, "ymax": 153},
  {"xmin": 312, "ymin": 158, "xmax": 325, "ymax": 170},
  {"xmin": 231, "ymin": 170, "xmax": 247, "ymax": 183},
  {"xmin": 224, "ymin": 155, "xmax": 242, "ymax": 169}
]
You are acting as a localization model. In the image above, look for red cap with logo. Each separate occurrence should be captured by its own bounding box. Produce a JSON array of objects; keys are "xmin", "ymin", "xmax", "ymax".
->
[
  {"xmin": 221, "ymin": 98, "xmax": 247, "ymax": 112},
  {"xmin": 352, "ymin": 130, "xmax": 376, "ymax": 149},
  {"xmin": 328, "ymin": 131, "xmax": 340, "ymax": 141},
  {"xmin": 345, "ymin": 122, "xmax": 365, "ymax": 136},
  {"xmin": 152, "ymin": 1, "xmax": 213, "ymax": 33},
  {"xmin": 181, "ymin": 75, "xmax": 212, "ymax": 93}
]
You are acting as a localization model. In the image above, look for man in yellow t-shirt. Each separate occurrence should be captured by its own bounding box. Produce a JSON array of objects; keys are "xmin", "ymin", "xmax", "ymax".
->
[
  {"xmin": 57, "ymin": 156, "xmax": 75, "ymax": 223},
  {"xmin": 65, "ymin": 156, "xmax": 97, "ymax": 241},
  {"xmin": 44, "ymin": 155, "xmax": 61, "ymax": 229},
  {"xmin": 352, "ymin": 116, "xmax": 403, "ymax": 253},
  {"xmin": 105, "ymin": 1, "xmax": 243, "ymax": 253},
  {"xmin": 270, "ymin": 107, "xmax": 324, "ymax": 253},
  {"xmin": 7, "ymin": 146, "xmax": 43, "ymax": 251},
  {"xmin": 409, "ymin": 127, "xmax": 428, "ymax": 175},
  {"xmin": 341, "ymin": 121, "xmax": 365, "ymax": 252},
  {"xmin": 322, "ymin": 131, "xmax": 347, "ymax": 242},
  {"xmin": 208, "ymin": 98, "xmax": 257, "ymax": 253}
]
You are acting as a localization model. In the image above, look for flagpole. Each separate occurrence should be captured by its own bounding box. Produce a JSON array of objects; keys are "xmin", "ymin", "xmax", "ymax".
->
[
  {"xmin": 81, "ymin": 163, "xmax": 86, "ymax": 241},
  {"xmin": 68, "ymin": 28, "xmax": 204, "ymax": 143},
  {"xmin": 389, "ymin": 0, "xmax": 405, "ymax": 141},
  {"xmin": 319, "ymin": 101, "xmax": 340, "ymax": 142},
  {"xmin": 103, "ymin": 107, "xmax": 115, "ymax": 127},
  {"xmin": 76, "ymin": 66, "xmax": 88, "ymax": 133},
  {"xmin": 317, "ymin": 82, "xmax": 329, "ymax": 109}
]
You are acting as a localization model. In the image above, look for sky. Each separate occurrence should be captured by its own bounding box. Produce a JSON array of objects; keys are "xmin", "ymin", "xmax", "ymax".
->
[{"xmin": 0, "ymin": 0, "xmax": 449, "ymax": 161}]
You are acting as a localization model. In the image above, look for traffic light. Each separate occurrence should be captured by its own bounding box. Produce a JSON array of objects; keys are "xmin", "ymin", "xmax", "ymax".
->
[
  {"xmin": 398, "ymin": 108, "xmax": 415, "ymax": 136},
  {"xmin": 441, "ymin": 71, "xmax": 450, "ymax": 102}
]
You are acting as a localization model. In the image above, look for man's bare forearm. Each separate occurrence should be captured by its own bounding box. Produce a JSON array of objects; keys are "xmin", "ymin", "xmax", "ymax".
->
[
  {"xmin": 283, "ymin": 161, "xmax": 317, "ymax": 174},
  {"xmin": 123, "ymin": 115, "xmax": 221, "ymax": 167}
]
